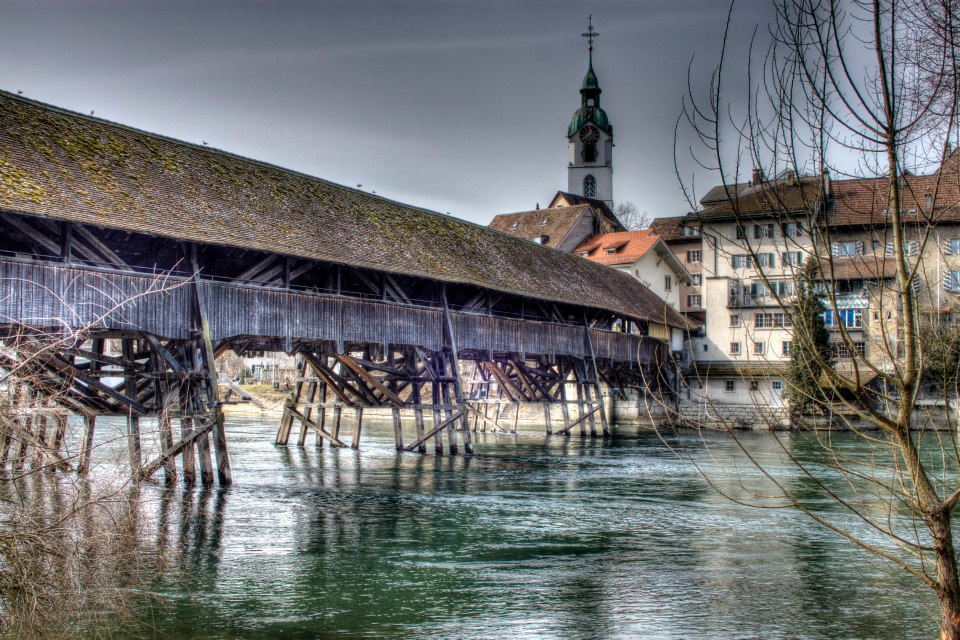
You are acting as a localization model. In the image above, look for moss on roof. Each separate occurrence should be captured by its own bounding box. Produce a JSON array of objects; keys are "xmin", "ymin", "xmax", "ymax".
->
[{"xmin": 0, "ymin": 90, "xmax": 689, "ymax": 329}]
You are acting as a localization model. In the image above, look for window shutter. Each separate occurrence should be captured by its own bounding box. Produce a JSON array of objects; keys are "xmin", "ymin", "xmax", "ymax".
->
[
  {"xmin": 911, "ymin": 240, "xmax": 919, "ymax": 255},
  {"xmin": 946, "ymin": 239, "xmax": 955, "ymax": 256},
  {"xmin": 856, "ymin": 241, "xmax": 864, "ymax": 256},
  {"xmin": 831, "ymin": 242, "xmax": 840, "ymax": 256},
  {"xmin": 885, "ymin": 243, "xmax": 895, "ymax": 256}
]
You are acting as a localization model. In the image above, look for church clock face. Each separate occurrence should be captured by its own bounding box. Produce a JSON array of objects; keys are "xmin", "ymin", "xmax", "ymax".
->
[{"xmin": 579, "ymin": 126, "xmax": 599, "ymax": 144}]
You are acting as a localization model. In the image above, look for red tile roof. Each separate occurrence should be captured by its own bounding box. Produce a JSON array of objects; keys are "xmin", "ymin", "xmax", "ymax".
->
[{"xmin": 573, "ymin": 230, "xmax": 660, "ymax": 266}]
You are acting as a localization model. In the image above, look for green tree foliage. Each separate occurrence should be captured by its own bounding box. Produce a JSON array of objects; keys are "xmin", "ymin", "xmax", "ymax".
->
[{"xmin": 786, "ymin": 261, "xmax": 832, "ymax": 415}]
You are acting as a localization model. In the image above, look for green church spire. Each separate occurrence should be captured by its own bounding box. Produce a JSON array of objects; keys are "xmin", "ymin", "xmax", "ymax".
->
[{"xmin": 569, "ymin": 16, "xmax": 612, "ymax": 137}]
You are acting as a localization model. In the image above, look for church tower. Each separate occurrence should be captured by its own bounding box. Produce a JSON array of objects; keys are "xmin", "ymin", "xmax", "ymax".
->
[{"xmin": 567, "ymin": 16, "xmax": 613, "ymax": 208}]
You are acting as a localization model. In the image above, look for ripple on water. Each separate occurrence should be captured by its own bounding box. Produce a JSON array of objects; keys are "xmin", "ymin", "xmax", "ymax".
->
[{"xmin": 85, "ymin": 415, "xmax": 940, "ymax": 639}]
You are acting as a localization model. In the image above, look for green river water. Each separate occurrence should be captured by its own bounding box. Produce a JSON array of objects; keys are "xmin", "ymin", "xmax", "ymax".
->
[{"xmin": 92, "ymin": 416, "xmax": 940, "ymax": 638}]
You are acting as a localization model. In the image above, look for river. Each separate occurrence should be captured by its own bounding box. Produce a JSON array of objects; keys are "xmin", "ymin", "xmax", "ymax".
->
[{"xmin": 96, "ymin": 415, "xmax": 937, "ymax": 638}]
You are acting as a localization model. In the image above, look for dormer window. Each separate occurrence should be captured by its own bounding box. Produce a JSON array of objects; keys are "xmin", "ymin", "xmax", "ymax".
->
[
  {"xmin": 540, "ymin": 219, "xmax": 549, "ymax": 225},
  {"xmin": 605, "ymin": 247, "xmax": 618, "ymax": 255},
  {"xmin": 510, "ymin": 222, "xmax": 519, "ymax": 229},
  {"xmin": 533, "ymin": 235, "xmax": 550, "ymax": 245}
]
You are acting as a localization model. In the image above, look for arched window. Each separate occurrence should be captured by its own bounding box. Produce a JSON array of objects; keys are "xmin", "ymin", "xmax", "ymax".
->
[
  {"xmin": 583, "ymin": 175, "xmax": 597, "ymax": 198},
  {"xmin": 582, "ymin": 141, "xmax": 596, "ymax": 162}
]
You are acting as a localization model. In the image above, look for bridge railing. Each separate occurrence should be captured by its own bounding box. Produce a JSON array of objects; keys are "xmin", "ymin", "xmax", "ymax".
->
[{"xmin": 0, "ymin": 258, "xmax": 661, "ymax": 364}]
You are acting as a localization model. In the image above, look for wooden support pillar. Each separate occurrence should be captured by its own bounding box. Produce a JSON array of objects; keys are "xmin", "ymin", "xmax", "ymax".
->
[
  {"xmin": 178, "ymin": 370, "xmax": 198, "ymax": 486},
  {"xmin": 32, "ymin": 413, "xmax": 48, "ymax": 470},
  {"xmin": 297, "ymin": 378, "xmax": 319, "ymax": 447},
  {"xmin": 441, "ymin": 285, "xmax": 473, "ymax": 454},
  {"xmin": 122, "ymin": 339, "xmax": 143, "ymax": 474},
  {"xmin": 277, "ymin": 357, "xmax": 307, "ymax": 445},
  {"xmin": 77, "ymin": 338, "xmax": 103, "ymax": 474},
  {"xmin": 150, "ymin": 347, "xmax": 177, "ymax": 484},
  {"xmin": 351, "ymin": 407, "xmax": 363, "ymax": 449},
  {"xmin": 431, "ymin": 382, "xmax": 444, "ymax": 455},
  {"xmin": 316, "ymin": 378, "xmax": 328, "ymax": 448},
  {"xmin": 388, "ymin": 348, "xmax": 403, "ymax": 452},
  {"xmin": 582, "ymin": 378, "xmax": 597, "ymax": 437},
  {"xmin": 543, "ymin": 402, "xmax": 553, "ymax": 435},
  {"xmin": 188, "ymin": 341, "xmax": 215, "ymax": 486},
  {"xmin": 574, "ymin": 361, "xmax": 587, "ymax": 437},
  {"xmin": 409, "ymin": 350, "xmax": 427, "ymax": 453},
  {"xmin": 78, "ymin": 415, "xmax": 96, "ymax": 474},
  {"xmin": 584, "ymin": 318, "xmax": 610, "ymax": 437},
  {"xmin": 440, "ymin": 378, "xmax": 458, "ymax": 455},
  {"xmin": 192, "ymin": 248, "xmax": 233, "ymax": 486}
]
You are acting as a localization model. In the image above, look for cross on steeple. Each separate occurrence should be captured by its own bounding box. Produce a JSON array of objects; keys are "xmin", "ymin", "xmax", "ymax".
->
[{"xmin": 582, "ymin": 15, "xmax": 599, "ymax": 56}]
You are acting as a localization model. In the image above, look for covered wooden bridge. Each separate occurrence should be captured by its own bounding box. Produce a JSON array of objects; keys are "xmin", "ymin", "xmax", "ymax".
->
[{"xmin": 0, "ymin": 90, "xmax": 689, "ymax": 486}]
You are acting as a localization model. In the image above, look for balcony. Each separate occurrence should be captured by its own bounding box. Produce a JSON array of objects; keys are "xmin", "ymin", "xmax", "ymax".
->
[{"xmin": 727, "ymin": 292, "xmax": 767, "ymax": 308}]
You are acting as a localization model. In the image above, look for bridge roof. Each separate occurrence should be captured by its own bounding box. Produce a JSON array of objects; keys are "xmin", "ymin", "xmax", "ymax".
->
[{"xmin": 0, "ymin": 90, "xmax": 689, "ymax": 329}]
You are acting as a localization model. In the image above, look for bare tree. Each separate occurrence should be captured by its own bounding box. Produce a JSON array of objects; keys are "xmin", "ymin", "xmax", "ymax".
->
[
  {"xmin": 675, "ymin": 0, "xmax": 960, "ymax": 637},
  {"xmin": 615, "ymin": 201, "xmax": 652, "ymax": 230}
]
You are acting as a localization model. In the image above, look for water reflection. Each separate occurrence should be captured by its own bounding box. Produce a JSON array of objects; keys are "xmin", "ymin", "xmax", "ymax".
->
[{"xmin": 50, "ymin": 416, "xmax": 941, "ymax": 638}]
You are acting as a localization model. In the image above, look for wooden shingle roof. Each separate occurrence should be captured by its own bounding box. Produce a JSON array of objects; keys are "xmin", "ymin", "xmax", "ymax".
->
[
  {"xmin": 488, "ymin": 205, "xmax": 592, "ymax": 249},
  {"xmin": 0, "ymin": 90, "xmax": 690, "ymax": 329}
]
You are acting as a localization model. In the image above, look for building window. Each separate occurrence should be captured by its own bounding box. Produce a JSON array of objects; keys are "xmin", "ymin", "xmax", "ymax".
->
[
  {"xmin": 664, "ymin": 275, "xmax": 672, "ymax": 291},
  {"xmin": 749, "ymin": 380, "xmax": 760, "ymax": 391},
  {"xmin": 945, "ymin": 272, "xmax": 960, "ymax": 292},
  {"xmin": 732, "ymin": 254, "xmax": 751, "ymax": 269},
  {"xmin": 834, "ymin": 341, "xmax": 866, "ymax": 358},
  {"xmin": 781, "ymin": 251, "xmax": 804, "ymax": 266},
  {"xmin": 735, "ymin": 225, "xmax": 746, "ymax": 240},
  {"xmin": 782, "ymin": 341, "xmax": 792, "ymax": 356},
  {"xmin": 703, "ymin": 344, "xmax": 708, "ymax": 352},
  {"xmin": 754, "ymin": 253, "xmax": 776, "ymax": 268},
  {"xmin": 772, "ymin": 380, "xmax": 783, "ymax": 392},
  {"xmin": 832, "ymin": 241, "xmax": 864, "ymax": 257},
  {"xmin": 839, "ymin": 309, "xmax": 863, "ymax": 328},
  {"xmin": 533, "ymin": 235, "xmax": 550, "ymax": 245},
  {"xmin": 822, "ymin": 309, "xmax": 834, "ymax": 326},
  {"xmin": 681, "ymin": 226, "xmax": 700, "ymax": 237},
  {"xmin": 730, "ymin": 314, "xmax": 741, "ymax": 327},
  {"xmin": 753, "ymin": 341, "xmax": 765, "ymax": 355},
  {"xmin": 730, "ymin": 341, "xmax": 741, "ymax": 355},
  {"xmin": 754, "ymin": 223, "xmax": 775, "ymax": 239},
  {"xmin": 687, "ymin": 250, "xmax": 701, "ymax": 264},
  {"xmin": 947, "ymin": 239, "xmax": 960, "ymax": 255},
  {"xmin": 725, "ymin": 380, "xmax": 736, "ymax": 392},
  {"xmin": 886, "ymin": 240, "xmax": 920, "ymax": 256},
  {"xmin": 687, "ymin": 294, "xmax": 702, "ymax": 307},
  {"xmin": 691, "ymin": 274, "xmax": 702, "ymax": 286},
  {"xmin": 755, "ymin": 312, "xmax": 791, "ymax": 329},
  {"xmin": 510, "ymin": 222, "xmax": 519, "ymax": 229},
  {"xmin": 782, "ymin": 222, "xmax": 804, "ymax": 237},
  {"xmin": 583, "ymin": 174, "xmax": 597, "ymax": 198}
]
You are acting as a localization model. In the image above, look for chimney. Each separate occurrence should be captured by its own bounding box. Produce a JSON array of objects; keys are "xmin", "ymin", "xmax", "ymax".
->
[
  {"xmin": 822, "ymin": 168, "xmax": 831, "ymax": 198},
  {"xmin": 785, "ymin": 169, "xmax": 796, "ymax": 185},
  {"xmin": 752, "ymin": 168, "xmax": 763, "ymax": 186},
  {"xmin": 535, "ymin": 202, "xmax": 540, "ymax": 210}
]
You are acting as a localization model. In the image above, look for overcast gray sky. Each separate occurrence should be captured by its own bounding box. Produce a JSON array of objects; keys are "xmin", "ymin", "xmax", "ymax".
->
[{"xmin": 0, "ymin": 0, "xmax": 772, "ymax": 224}]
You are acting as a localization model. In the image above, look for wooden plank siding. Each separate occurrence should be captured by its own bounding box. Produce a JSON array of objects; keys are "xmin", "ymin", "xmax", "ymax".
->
[{"xmin": 0, "ymin": 259, "xmax": 658, "ymax": 362}]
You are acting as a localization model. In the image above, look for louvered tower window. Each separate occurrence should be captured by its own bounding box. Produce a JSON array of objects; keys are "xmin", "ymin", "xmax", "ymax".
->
[{"xmin": 583, "ymin": 174, "xmax": 597, "ymax": 198}]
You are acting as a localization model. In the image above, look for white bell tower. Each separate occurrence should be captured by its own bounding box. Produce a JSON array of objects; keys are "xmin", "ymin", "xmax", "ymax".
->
[{"xmin": 567, "ymin": 16, "xmax": 613, "ymax": 208}]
